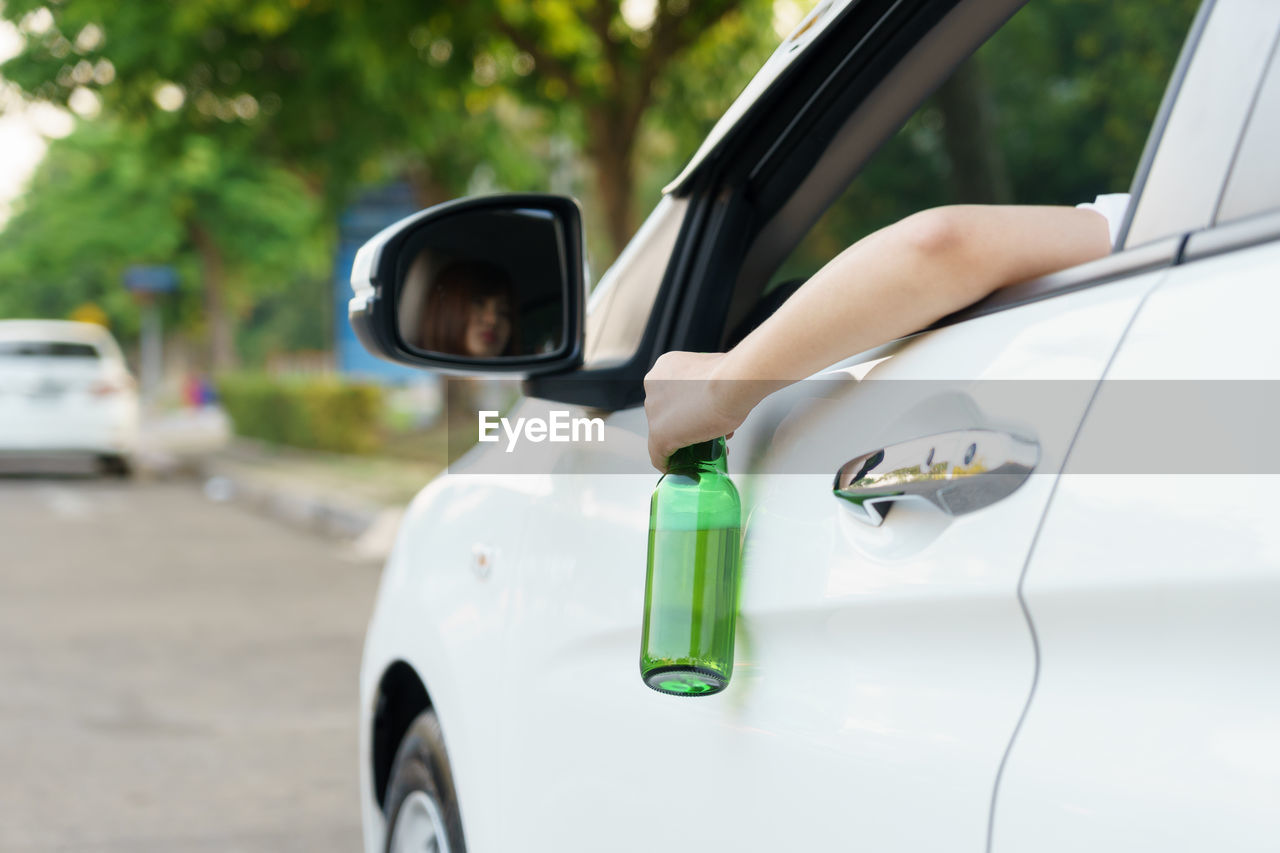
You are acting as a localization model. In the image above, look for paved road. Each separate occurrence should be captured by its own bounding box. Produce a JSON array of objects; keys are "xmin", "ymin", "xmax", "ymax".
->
[{"xmin": 0, "ymin": 475, "xmax": 381, "ymax": 852}]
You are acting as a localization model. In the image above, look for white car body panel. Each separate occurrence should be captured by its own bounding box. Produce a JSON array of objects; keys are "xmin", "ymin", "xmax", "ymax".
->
[
  {"xmin": 360, "ymin": 471, "xmax": 536, "ymax": 853},
  {"xmin": 361, "ymin": 263, "xmax": 1177, "ymax": 852},
  {"xmin": 991, "ymin": 239, "xmax": 1280, "ymax": 851}
]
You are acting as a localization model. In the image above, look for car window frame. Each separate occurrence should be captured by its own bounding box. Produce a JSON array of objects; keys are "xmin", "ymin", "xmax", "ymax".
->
[
  {"xmin": 530, "ymin": 0, "xmax": 1260, "ymax": 410},
  {"xmin": 752, "ymin": 0, "xmax": 1279, "ymax": 336},
  {"xmin": 681, "ymin": 0, "xmax": 1026, "ymax": 357},
  {"xmin": 948, "ymin": 0, "xmax": 1280, "ymax": 328},
  {"xmin": 1119, "ymin": 0, "xmax": 1280, "ymax": 250},
  {"xmin": 1211, "ymin": 26, "xmax": 1280, "ymax": 227},
  {"xmin": 718, "ymin": 0, "xmax": 1224, "ymax": 351}
]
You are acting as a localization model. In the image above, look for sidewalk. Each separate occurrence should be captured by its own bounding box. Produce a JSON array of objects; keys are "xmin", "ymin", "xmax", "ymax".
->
[{"xmin": 139, "ymin": 408, "xmax": 443, "ymax": 561}]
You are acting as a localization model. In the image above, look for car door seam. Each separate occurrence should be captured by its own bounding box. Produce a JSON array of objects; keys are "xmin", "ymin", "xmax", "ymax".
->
[{"xmin": 983, "ymin": 260, "xmax": 1180, "ymax": 853}]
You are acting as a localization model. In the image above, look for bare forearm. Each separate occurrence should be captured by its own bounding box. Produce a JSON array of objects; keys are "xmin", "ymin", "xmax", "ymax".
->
[{"xmin": 711, "ymin": 205, "xmax": 1111, "ymax": 411}]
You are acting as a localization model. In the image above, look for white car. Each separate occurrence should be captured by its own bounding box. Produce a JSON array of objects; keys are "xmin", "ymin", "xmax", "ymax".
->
[
  {"xmin": 0, "ymin": 320, "xmax": 139, "ymax": 475},
  {"xmin": 351, "ymin": 0, "xmax": 1280, "ymax": 851}
]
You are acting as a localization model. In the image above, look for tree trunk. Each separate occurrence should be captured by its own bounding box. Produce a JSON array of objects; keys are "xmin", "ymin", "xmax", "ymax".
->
[
  {"xmin": 188, "ymin": 221, "xmax": 237, "ymax": 372},
  {"xmin": 935, "ymin": 59, "xmax": 1013, "ymax": 204},
  {"xmin": 587, "ymin": 110, "xmax": 638, "ymax": 261},
  {"xmin": 405, "ymin": 165, "xmax": 455, "ymax": 210}
]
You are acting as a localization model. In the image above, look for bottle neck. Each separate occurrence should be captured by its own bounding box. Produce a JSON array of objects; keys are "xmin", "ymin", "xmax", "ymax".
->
[{"xmin": 668, "ymin": 437, "xmax": 728, "ymax": 474}]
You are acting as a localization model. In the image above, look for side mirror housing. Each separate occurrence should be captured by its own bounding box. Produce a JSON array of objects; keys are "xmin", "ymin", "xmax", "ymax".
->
[{"xmin": 348, "ymin": 193, "xmax": 586, "ymax": 376}]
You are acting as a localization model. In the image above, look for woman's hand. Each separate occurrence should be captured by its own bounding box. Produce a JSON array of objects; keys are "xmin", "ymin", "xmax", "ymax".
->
[{"xmin": 643, "ymin": 351, "xmax": 761, "ymax": 472}]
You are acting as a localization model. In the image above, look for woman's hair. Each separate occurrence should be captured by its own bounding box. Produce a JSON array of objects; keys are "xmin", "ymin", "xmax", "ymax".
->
[{"xmin": 420, "ymin": 259, "xmax": 520, "ymax": 356}]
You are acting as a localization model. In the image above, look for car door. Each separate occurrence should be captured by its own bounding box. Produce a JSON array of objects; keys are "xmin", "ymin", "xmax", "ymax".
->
[
  {"xmin": 489, "ymin": 6, "xmax": 1207, "ymax": 853},
  {"xmin": 991, "ymin": 3, "xmax": 1280, "ymax": 849},
  {"xmin": 493, "ymin": 235, "xmax": 1179, "ymax": 853}
]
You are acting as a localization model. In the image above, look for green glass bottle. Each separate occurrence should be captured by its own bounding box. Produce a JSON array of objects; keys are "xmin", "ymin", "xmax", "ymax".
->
[{"xmin": 640, "ymin": 437, "xmax": 742, "ymax": 696}]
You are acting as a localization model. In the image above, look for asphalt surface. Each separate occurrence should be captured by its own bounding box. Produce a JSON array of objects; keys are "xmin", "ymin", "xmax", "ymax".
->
[{"xmin": 0, "ymin": 472, "xmax": 380, "ymax": 852}]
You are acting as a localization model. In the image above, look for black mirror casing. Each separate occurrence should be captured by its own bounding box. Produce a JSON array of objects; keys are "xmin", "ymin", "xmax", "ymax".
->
[{"xmin": 348, "ymin": 193, "xmax": 586, "ymax": 376}]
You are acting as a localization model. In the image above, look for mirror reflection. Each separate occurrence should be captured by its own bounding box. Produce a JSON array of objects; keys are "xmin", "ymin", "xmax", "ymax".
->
[
  {"xmin": 398, "ymin": 209, "xmax": 568, "ymax": 360},
  {"xmin": 417, "ymin": 259, "xmax": 517, "ymax": 358}
]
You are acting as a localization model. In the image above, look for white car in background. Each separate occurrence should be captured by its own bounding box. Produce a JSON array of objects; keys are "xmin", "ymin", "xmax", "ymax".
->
[
  {"xmin": 0, "ymin": 320, "xmax": 138, "ymax": 476},
  {"xmin": 350, "ymin": 0, "xmax": 1280, "ymax": 851}
]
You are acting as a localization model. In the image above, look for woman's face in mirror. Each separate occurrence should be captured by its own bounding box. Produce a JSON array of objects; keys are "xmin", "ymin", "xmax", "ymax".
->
[
  {"xmin": 415, "ymin": 258, "xmax": 521, "ymax": 358},
  {"xmin": 464, "ymin": 294, "xmax": 512, "ymax": 358}
]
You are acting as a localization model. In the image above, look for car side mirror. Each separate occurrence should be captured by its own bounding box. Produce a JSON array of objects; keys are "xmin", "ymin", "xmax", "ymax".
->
[{"xmin": 348, "ymin": 194, "xmax": 585, "ymax": 375}]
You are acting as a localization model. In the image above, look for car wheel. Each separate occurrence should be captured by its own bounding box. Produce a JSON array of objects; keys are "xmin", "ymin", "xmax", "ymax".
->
[
  {"xmin": 383, "ymin": 709, "xmax": 467, "ymax": 853},
  {"xmin": 98, "ymin": 454, "xmax": 133, "ymax": 478}
]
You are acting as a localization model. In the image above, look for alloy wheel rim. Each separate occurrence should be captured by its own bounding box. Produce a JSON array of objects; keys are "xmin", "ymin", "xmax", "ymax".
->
[{"xmin": 388, "ymin": 790, "xmax": 451, "ymax": 853}]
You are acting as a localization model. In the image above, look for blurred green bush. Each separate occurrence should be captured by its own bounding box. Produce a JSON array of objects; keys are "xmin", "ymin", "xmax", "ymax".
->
[{"xmin": 217, "ymin": 373, "xmax": 384, "ymax": 454}]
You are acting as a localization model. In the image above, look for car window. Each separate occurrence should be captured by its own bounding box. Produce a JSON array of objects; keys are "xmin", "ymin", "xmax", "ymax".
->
[
  {"xmin": 0, "ymin": 341, "xmax": 100, "ymax": 359},
  {"xmin": 1215, "ymin": 32, "xmax": 1280, "ymax": 225},
  {"xmin": 767, "ymin": 0, "xmax": 1200, "ymax": 292},
  {"xmin": 1123, "ymin": 0, "xmax": 1280, "ymax": 248}
]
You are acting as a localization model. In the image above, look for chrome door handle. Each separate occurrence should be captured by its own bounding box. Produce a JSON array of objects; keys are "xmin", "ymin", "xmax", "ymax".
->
[{"xmin": 833, "ymin": 429, "xmax": 1039, "ymax": 526}]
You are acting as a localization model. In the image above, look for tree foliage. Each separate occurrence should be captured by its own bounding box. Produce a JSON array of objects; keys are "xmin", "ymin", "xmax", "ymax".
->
[
  {"xmin": 0, "ymin": 1, "xmax": 786, "ymax": 370},
  {"xmin": 480, "ymin": 0, "xmax": 778, "ymax": 249},
  {"xmin": 1, "ymin": 0, "xmax": 780, "ymax": 252},
  {"xmin": 0, "ymin": 121, "xmax": 326, "ymax": 364},
  {"xmin": 1, "ymin": 0, "xmax": 1205, "ymax": 369}
]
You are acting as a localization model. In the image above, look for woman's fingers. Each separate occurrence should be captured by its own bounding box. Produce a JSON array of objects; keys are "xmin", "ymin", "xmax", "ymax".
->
[
  {"xmin": 649, "ymin": 438, "xmax": 669, "ymax": 473},
  {"xmin": 644, "ymin": 351, "xmax": 751, "ymax": 472}
]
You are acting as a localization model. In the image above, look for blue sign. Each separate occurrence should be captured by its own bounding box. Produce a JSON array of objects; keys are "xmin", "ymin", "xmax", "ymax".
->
[
  {"xmin": 334, "ymin": 182, "xmax": 425, "ymax": 383},
  {"xmin": 123, "ymin": 265, "xmax": 179, "ymax": 293}
]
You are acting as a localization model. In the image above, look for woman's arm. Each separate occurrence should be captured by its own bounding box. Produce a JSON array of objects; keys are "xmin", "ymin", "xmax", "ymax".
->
[{"xmin": 643, "ymin": 204, "xmax": 1112, "ymax": 471}]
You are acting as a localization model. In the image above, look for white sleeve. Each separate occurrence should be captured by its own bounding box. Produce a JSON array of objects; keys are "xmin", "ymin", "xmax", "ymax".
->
[{"xmin": 1076, "ymin": 193, "xmax": 1131, "ymax": 248}]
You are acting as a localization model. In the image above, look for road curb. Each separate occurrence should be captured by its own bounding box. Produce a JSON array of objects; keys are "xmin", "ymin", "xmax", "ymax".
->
[{"xmin": 197, "ymin": 455, "xmax": 386, "ymax": 539}]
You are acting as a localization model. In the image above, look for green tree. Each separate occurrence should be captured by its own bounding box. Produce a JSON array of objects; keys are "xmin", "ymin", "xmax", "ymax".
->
[
  {"xmin": 1, "ymin": 0, "xmax": 784, "ymax": 259},
  {"xmin": 0, "ymin": 121, "xmax": 326, "ymax": 368}
]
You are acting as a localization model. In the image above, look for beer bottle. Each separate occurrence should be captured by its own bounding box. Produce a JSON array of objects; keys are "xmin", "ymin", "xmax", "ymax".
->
[{"xmin": 640, "ymin": 437, "xmax": 741, "ymax": 696}]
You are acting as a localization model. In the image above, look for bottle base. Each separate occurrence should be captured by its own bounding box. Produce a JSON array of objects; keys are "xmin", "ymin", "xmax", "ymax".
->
[{"xmin": 642, "ymin": 665, "xmax": 728, "ymax": 697}]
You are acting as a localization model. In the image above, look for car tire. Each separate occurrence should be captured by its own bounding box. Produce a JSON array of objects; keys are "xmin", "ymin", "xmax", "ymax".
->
[
  {"xmin": 383, "ymin": 709, "xmax": 467, "ymax": 853},
  {"xmin": 98, "ymin": 454, "xmax": 133, "ymax": 478}
]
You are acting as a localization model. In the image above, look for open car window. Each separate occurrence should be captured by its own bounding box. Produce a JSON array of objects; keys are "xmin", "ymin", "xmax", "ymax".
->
[{"xmin": 765, "ymin": 0, "xmax": 1201, "ymax": 298}]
